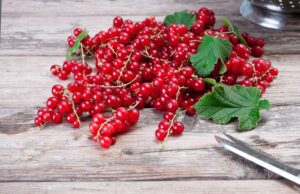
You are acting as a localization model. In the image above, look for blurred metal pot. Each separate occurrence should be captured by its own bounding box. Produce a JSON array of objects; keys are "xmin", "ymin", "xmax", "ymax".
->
[{"xmin": 240, "ymin": 0, "xmax": 300, "ymax": 29}]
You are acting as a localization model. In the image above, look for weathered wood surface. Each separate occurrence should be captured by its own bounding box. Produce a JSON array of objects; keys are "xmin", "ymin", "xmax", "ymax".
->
[
  {"xmin": 0, "ymin": 181, "xmax": 299, "ymax": 194},
  {"xmin": 0, "ymin": 55, "xmax": 299, "ymax": 108},
  {"xmin": 0, "ymin": 107, "xmax": 300, "ymax": 182},
  {"xmin": 1, "ymin": 0, "xmax": 300, "ymax": 55},
  {"xmin": 0, "ymin": 0, "xmax": 300, "ymax": 193}
]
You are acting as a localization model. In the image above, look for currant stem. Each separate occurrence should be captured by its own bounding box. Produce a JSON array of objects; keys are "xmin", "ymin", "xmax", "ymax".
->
[
  {"xmin": 81, "ymin": 44, "xmax": 94, "ymax": 56},
  {"xmin": 64, "ymin": 89, "xmax": 81, "ymax": 126},
  {"xmin": 95, "ymin": 115, "xmax": 115, "ymax": 142},
  {"xmin": 142, "ymin": 48, "xmax": 171, "ymax": 63},
  {"xmin": 128, "ymin": 101, "xmax": 140, "ymax": 110},
  {"xmin": 162, "ymin": 109, "xmax": 186, "ymax": 144},
  {"xmin": 116, "ymin": 50, "xmax": 133, "ymax": 83},
  {"xmin": 87, "ymin": 75, "xmax": 138, "ymax": 89},
  {"xmin": 107, "ymin": 44, "xmax": 117, "ymax": 55},
  {"xmin": 80, "ymin": 43, "xmax": 85, "ymax": 66},
  {"xmin": 150, "ymin": 30, "xmax": 163, "ymax": 39}
]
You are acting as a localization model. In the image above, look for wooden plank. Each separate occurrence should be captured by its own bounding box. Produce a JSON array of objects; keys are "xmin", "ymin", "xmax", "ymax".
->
[
  {"xmin": 1, "ymin": 0, "xmax": 300, "ymax": 188},
  {"xmin": 1, "ymin": 0, "xmax": 242, "ymax": 17},
  {"xmin": 2, "ymin": 105, "xmax": 300, "ymax": 134},
  {"xmin": 1, "ymin": 15, "xmax": 299, "ymax": 56},
  {"xmin": 0, "ymin": 181, "xmax": 299, "ymax": 194},
  {"xmin": 0, "ymin": 55, "xmax": 299, "ymax": 108},
  {"xmin": 0, "ymin": 107, "xmax": 299, "ymax": 181}
]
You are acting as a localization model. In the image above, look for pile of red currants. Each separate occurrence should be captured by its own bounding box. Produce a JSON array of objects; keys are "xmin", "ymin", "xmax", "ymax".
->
[{"xmin": 34, "ymin": 7, "xmax": 278, "ymax": 148}]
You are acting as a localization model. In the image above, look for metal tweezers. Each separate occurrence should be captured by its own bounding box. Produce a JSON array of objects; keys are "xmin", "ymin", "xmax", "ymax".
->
[{"xmin": 215, "ymin": 134, "xmax": 300, "ymax": 185}]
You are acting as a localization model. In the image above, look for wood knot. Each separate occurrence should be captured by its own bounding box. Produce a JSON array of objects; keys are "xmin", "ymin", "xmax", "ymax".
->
[
  {"xmin": 122, "ymin": 149, "xmax": 134, "ymax": 155},
  {"xmin": 0, "ymin": 111, "xmax": 35, "ymax": 135}
]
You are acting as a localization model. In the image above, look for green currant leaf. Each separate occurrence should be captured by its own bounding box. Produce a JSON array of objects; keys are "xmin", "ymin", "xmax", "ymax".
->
[
  {"xmin": 164, "ymin": 10, "xmax": 196, "ymax": 29},
  {"xmin": 223, "ymin": 17, "xmax": 248, "ymax": 46},
  {"xmin": 66, "ymin": 29, "xmax": 89, "ymax": 60},
  {"xmin": 194, "ymin": 84, "xmax": 271, "ymax": 131},
  {"xmin": 190, "ymin": 35, "xmax": 232, "ymax": 77},
  {"xmin": 219, "ymin": 62, "xmax": 227, "ymax": 74},
  {"xmin": 203, "ymin": 78, "xmax": 218, "ymax": 86},
  {"xmin": 258, "ymin": 99, "xmax": 271, "ymax": 110}
]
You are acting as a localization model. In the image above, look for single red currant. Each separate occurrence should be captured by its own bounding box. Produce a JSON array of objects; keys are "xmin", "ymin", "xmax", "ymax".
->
[{"xmin": 155, "ymin": 129, "xmax": 167, "ymax": 141}]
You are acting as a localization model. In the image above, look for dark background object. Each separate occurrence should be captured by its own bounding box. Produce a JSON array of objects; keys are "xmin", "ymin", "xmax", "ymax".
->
[{"xmin": 240, "ymin": 0, "xmax": 300, "ymax": 29}]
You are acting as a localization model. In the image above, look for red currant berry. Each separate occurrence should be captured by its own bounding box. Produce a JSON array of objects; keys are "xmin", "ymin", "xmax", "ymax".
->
[
  {"xmin": 263, "ymin": 73, "xmax": 274, "ymax": 83},
  {"xmin": 52, "ymin": 84, "xmax": 64, "ymax": 98},
  {"xmin": 115, "ymin": 107, "xmax": 129, "ymax": 121},
  {"xmin": 241, "ymin": 63, "xmax": 254, "ymax": 77},
  {"xmin": 192, "ymin": 78, "xmax": 205, "ymax": 91},
  {"xmin": 66, "ymin": 113, "xmax": 76, "ymax": 123},
  {"xmin": 89, "ymin": 122, "xmax": 100, "ymax": 135},
  {"xmin": 112, "ymin": 119, "xmax": 124, "ymax": 132},
  {"xmin": 240, "ymin": 79, "xmax": 253, "ymax": 87},
  {"xmin": 269, "ymin": 68, "xmax": 279, "ymax": 76},
  {"xmin": 166, "ymin": 99, "xmax": 179, "ymax": 113},
  {"xmin": 139, "ymin": 83, "xmax": 153, "ymax": 98},
  {"xmin": 73, "ymin": 27, "xmax": 83, "ymax": 36},
  {"xmin": 52, "ymin": 113, "xmax": 63, "ymax": 124},
  {"xmin": 255, "ymin": 38, "xmax": 265, "ymax": 47},
  {"xmin": 57, "ymin": 100, "xmax": 72, "ymax": 114},
  {"xmin": 167, "ymin": 83, "xmax": 179, "ymax": 97},
  {"xmin": 42, "ymin": 112, "xmax": 52, "ymax": 122},
  {"xmin": 223, "ymin": 75, "xmax": 237, "ymax": 85},
  {"xmin": 252, "ymin": 46, "xmax": 263, "ymax": 57},
  {"xmin": 46, "ymin": 97, "xmax": 59, "ymax": 109},
  {"xmin": 62, "ymin": 61, "xmax": 73, "ymax": 73},
  {"xmin": 50, "ymin": 65, "xmax": 61, "ymax": 76},
  {"xmin": 34, "ymin": 116, "xmax": 44, "ymax": 126},
  {"xmin": 163, "ymin": 112, "xmax": 175, "ymax": 121},
  {"xmin": 72, "ymin": 120, "xmax": 81, "ymax": 128},
  {"xmin": 101, "ymin": 123, "xmax": 115, "ymax": 136},
  {"xmin": 158, "ymin": 120, "xmax": 170, "ymax": 130},
  {"xmin": 100, "ymin": 136, "xmax": 112, "ymax": 148},
  {"xmin": 171, "ymin": 122, "xmax": 185, "ymax": 136},
  {"xmin": 67, "ymin": 36, "xmax": 75, "ymax": 47},
  {"xmin": 113, "ymin": 16, "xmax": 123, "ymax": 28},
  {"xmin": 155, "ymin": 129, "xmax": 167, "ymax": 141},
  {"xmin": 187, "ymin": 106, "xmax": 196, "ymax": 115},
  {"xmin": 128, "ymin": 109, "xmax": 140, "ymax": 124},
  {"xmin": 92, "ymin": 113, "xmax": 105, "ymax": 124}
]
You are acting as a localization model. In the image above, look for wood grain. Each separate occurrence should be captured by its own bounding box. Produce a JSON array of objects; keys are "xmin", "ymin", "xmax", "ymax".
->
[
  {"xmin": 1, "ymin": 0, "xmax": 300, "ymax": 192},
  {"xmin": 0, "ymin": 181, "xmax": 299, "ymax": 194},
  {"xmin": 0, "ymin": 55, "xmax": 299, "ymax": 108},
  {"xmin": 0, "ymin": 107, "xmax": 299, "ymax": 182},
  {"xmin": 1, "ymin": 0, "xmax": 300, "ymax": 55},
  {"xmin": 0, "ymin": 0, "xmax": 246, "ymax": 17},
  {"xmin": 1, "ymin": 16, "xmax": 299, "ymax": 56}
]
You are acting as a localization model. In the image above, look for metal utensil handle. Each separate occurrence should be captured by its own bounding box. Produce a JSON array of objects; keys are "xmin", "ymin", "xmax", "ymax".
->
[{"xmin": 223, "ymin": 134, "xmax": 300, "ymax": 176}]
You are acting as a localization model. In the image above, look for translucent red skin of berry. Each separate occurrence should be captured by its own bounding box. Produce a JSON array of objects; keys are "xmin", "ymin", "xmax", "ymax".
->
[
  {"xmin": 35, "ymin": 7, "xmax": 278, "ymax": 147},
  {"xmin": 155, "ymin": 129, "xmax": 167, "ymax": 141},
  {"xmin": 128, "ymin": 109, "xmax": 140, "ymax": 124}
]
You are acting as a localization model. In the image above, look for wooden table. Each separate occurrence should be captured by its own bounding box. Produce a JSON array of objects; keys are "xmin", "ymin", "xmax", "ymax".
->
[{"xmin": 0, "ymin": 0, "xmax": 299, "ymax": 193}]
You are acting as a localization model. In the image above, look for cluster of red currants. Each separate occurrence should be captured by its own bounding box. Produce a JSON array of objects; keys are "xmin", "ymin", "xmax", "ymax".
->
[
  {"xmin": 218, "ymin": 32, "xmax": 279, "ymax": 93},
  {"xmin": 34, "ymin": 7, "xmax": 278, "ymax": 148}
]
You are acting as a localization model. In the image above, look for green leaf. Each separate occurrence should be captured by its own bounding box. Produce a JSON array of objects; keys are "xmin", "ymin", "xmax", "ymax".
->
[
  {"xmin": 219, "ymin": 62, "xmax": 227, "ymax": 74},
  {"xmin": 259, "ymin": 99, "xmax": 271, "ymax": 110},
  {"xmin": 203, "ymin": 78, "xmax": 218, "ymax": 86},
  {"xmin": 66, "ymin": 29, "xmax": 89, "ymax": 60},
  {"xmin": 190, "ymin": 35, "xmax": 232, "ymax": 77},
  {"xmin": 223, "ymin": 17, "xmax": 248, "ymax": 46},
  {"xmin": 164, "ymin": 10, "xmax": 196, "ymax": 29},
  {"xmin": 194, "ymin": 84, "xmax": 270, "ymax": 131}
]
